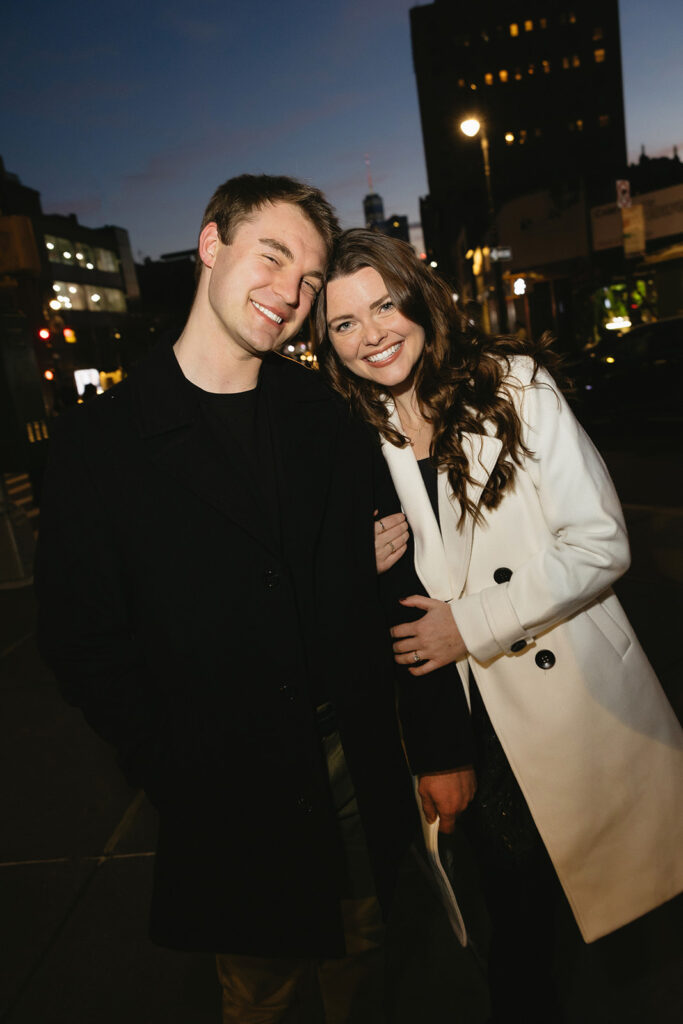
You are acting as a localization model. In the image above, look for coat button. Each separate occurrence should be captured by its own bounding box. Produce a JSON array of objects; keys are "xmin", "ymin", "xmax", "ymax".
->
[
  {"xmin": 494, "ymin": 567, "xmax": 513, "ymax": 584},
  {"xmin": 510, "ymin": 639, "xmax": 527, "ymax": 652},
  {"xmin": 279, "ymin": 682, "xmax": 298, "ymax": 702},
  {"xmin": 264, "ymin": 569, "xmax": 280, "ymax": 589},
  {"xmin": 535, "ymin": 650, "xmax": 556, "ymax": 669}
]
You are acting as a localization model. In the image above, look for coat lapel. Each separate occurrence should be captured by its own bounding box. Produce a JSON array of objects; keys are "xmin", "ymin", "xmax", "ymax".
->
[
  {"xmin": 382, "ymin": 402, "xmax": 502, "ymax": 600},
  {"xmin": 130, "ymin": 342, "xmax": 280, "ymax": 555}
]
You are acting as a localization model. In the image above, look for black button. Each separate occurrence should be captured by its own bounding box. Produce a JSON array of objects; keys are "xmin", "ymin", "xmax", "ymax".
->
[
  {"xmin": 264, "ymin": 569, "xmax": 280, "ymax": 589},
  {"xmin": 535, "ymin": 650, "xmax": 556, "ymax": 670},
  {"xmin": 510, "ymin": 639, "xmax": 527, "ymax": 653},
  {"xmin": 279, "ymin": 682, "xmax": 298, "ymax": 702},
  {"xmin": 494, "ymin": 567, "xmax": 513, "ymax": 584},
  {"xmin": 296, "ymin": 795, "xmax": 313, "ymax": 814}
]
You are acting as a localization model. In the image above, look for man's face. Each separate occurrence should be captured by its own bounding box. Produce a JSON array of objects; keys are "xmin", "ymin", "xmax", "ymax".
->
[{"xmin": 201, "ymin": 202, "xmax": 327, "ymax": 358}]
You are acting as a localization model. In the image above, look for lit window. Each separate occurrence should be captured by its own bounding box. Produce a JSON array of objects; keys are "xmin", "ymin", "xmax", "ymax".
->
[
  {"xmin": 524, "ymin": 20, "xmax": 533, "ymax": 32},
  {"xmin": 593, "ymin": 27, "xmax": 603, "ymax": 40},
  {"xmin": 510, "ymin": 23, "xmax": 519, "ymax": 36},
  {"xmin": 514, "ymin": 68, "xmax": 523, "ymax": 80},
  {"xmin": 499, "ymin": 69, "xmax": 509, "ymax": 82},
  {"xmin": 539, "ymin": 17, "xmax": 547, "ymax": 29},
  {"xmin": 519, "ymin": 129, "xmax": 528, "ymax": 143},
  {"xmin": 576, "ymin": 119, "xmax": 584, "ymax": 131},
  {"xmin": 485, "ymin": 72, "xmax": 494, "ymax": 85},
  {"xmin": 599, "ymin": 114, "xmax": 610, "ymax": 127},
  {"xmin": 572, "ymin": 54, "xmax": 581, "ymax": 67},
  {"xmin": 569, "ymin": 12, "xmax": 577, "ymax": 23},
  {"xmin": 594, "ymin": 48, "xmax": 605, "ymax": 63},
  {"xmin": 528, "ymin": 63, "xmax": 535, "ymax": 75},
  {"xmin": 505, "ymin": 132, "xmax": 515, "ymax": 144},
  {"xmin": 562, "ymin": 56, "xmax": 570, "ymax": 69},
  {"xmin": 542, "ymin": 59, "xmax": 551, "ymax": 73},
  {"xmin": 458, "ymin": 77, "xmax": 466, "ymax": 87},
  {"xmin": 470, "ymin": 83, "xmax": 478, "ymax": 90}
]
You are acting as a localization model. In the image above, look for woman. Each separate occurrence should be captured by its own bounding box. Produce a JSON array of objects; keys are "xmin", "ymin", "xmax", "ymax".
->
[{"xmin": 315, "ymin": 229, "xmax": 683, "ymax": 1021}]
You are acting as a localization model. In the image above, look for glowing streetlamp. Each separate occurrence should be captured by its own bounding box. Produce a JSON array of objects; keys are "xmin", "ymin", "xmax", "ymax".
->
[{"xmin": 459, "ymin": 115, "xmax": 509, "ymax": 332}]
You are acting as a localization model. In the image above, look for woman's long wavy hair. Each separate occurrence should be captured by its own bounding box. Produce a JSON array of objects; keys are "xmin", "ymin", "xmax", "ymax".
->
[{"xmin": 314, "ymin": 229, "xmax": 564, "ymax": 523}]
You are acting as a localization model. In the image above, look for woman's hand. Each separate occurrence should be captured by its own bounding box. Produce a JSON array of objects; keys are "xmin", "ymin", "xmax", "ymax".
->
[
  {"xmin": 374, "ymin": 511, "xmax": 409, "ymax": 574},
  {"xmin": 418, "ymin": 767, "xmax": 477, "ymax": 833},
  {"xmin": 391, "ymin": 595, "xmax": 468, "ymax": 675}
]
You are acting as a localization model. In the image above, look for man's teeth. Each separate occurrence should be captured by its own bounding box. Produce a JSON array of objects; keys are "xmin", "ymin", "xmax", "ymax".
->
[
  {"xmin": 367, "ymin": 342, "xmax": 401, "ymax": 364},
  {"xmin": 252, "ymin": 301, "xmax": 283, "ymax": 324}
]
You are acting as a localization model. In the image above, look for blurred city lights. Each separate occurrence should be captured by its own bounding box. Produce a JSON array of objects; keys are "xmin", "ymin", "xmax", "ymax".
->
[{"xmin": 460, "ymin": 117, "xmax": 481, "ymax": 138}]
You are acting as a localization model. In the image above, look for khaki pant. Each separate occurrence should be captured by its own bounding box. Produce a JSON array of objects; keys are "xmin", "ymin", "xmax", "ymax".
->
[{"xmin": 216, "ymin": 729, "xmax": 386, "ymax": 1023}]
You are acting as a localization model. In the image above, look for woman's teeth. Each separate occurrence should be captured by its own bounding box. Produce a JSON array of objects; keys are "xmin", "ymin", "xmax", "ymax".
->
[{"xmin": 366, "ymin": 342, "xmax": 402, "ymax": 364}]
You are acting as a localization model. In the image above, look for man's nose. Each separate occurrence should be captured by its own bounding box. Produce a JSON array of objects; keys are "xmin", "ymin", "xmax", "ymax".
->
[{"xmin": 274, "ymin": 269, "xmax": 301, "ymax": 307}]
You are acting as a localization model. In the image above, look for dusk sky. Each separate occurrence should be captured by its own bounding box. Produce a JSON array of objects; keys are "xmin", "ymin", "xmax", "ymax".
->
[{"xmin": 2, "ymin": 1, "xmax": 682, "ymax": 260}]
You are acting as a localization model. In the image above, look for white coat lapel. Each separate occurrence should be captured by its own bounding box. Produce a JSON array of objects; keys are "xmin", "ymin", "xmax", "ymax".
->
[
  {"xmin": 381, "ymin": 405, "xmax": 452, "ymax": 600},
  {"xmin": 440, "ymin": 432, "xmax": 503, "ymax": 598}
]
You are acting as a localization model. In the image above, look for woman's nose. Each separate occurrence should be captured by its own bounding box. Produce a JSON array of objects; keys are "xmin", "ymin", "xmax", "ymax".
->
[{"xmin": 364, "ymin": 323, "xmax": 387, "ymax": 346}]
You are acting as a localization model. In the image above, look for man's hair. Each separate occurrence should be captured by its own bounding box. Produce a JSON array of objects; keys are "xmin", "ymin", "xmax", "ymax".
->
[{"xmin": 196, "ymin": 174, "xmax": 340, "ymax": 279}]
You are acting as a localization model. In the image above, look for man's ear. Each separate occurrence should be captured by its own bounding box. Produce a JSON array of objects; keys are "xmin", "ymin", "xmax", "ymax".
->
[{"xmin": 198, "ymin": 222, "xmax": 220, "ymax": 269}]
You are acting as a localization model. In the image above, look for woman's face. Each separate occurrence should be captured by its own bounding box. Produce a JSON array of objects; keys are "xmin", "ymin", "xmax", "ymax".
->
[{"xmin": 325, "ymin": 267, "xmax": 425, "ymax": 392}]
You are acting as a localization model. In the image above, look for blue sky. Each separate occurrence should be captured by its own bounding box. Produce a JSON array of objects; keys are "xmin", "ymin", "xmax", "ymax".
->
[{"xmin": 2, "ymin": 0, "xmax": 681, "ymax": 259}]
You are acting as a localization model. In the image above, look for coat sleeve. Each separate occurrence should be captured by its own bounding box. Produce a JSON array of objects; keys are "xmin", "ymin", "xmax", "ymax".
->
[
  {"xmin": 371, "ymin": 438, "xmax": 474, "ymax": 773},
  {"xmin": 451, "ymin": 358, "xmax": 631, "ymax": 663},
  {"xmin": 34, "ymin": 407, "xmax": 160, "ymax": 789}
]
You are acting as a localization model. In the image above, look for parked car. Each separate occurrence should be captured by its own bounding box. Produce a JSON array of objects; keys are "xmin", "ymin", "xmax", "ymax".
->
[{"xmin": 573, "ymin": 317, "xmax": 683, "ymax": 428}]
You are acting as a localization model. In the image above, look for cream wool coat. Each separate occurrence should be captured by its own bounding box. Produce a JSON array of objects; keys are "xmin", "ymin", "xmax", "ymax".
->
[{"xmin": 382, "ymin": 356, "xmax": 683, "ymax": 943}]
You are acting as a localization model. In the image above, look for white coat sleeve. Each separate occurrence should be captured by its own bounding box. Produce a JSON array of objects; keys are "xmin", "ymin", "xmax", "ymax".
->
[{"xmin": 451, "ymin": 358, "xmax": 631, "ymax": 663}]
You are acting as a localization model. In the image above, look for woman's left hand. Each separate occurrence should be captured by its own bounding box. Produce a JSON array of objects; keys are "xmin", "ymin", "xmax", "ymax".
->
[{"xmin": 391, "ymin": 595, "xmax": 468, "ymax": 675}]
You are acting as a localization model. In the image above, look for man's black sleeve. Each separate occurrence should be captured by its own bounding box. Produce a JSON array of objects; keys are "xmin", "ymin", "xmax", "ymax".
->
[{"xmin": 370, "ymin": 437, "xmax": 474, "ymax": 775}]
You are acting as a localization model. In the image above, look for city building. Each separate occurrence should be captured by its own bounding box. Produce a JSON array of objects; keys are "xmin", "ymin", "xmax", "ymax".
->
[
  {"xmin": 410, "ymin": 1, "xmax": 627, "ymax": 278},
  {"xmin": 0, "ymin": 156, "xmax": 141, "ymax": 411}
]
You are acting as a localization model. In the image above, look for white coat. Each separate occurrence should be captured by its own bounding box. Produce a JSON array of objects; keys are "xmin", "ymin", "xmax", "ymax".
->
[{"xmin": 382, "ymin": 356, "xmax": 683, "ymax": 943}]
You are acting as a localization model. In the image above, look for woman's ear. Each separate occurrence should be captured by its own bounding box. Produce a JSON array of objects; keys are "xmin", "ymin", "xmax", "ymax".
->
[{"xmin": 198, "ymin": 222, "xmax": 219, "ymax": 270}]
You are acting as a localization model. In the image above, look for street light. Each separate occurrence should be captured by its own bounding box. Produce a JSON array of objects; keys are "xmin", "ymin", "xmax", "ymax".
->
[{"xmin": 459, "ymin": 115, "xmax": 509, "ymax": 332}]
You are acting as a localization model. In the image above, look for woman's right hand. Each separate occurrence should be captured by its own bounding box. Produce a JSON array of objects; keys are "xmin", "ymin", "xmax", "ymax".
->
[{"xmin": 374, "ymin": 511, "xmax": 409, "ymax": 574}]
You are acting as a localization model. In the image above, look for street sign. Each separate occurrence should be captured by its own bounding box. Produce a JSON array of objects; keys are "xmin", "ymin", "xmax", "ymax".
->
[{"xmin": 490, "ymin": 246, "xmax": 512, "ymax": 261}]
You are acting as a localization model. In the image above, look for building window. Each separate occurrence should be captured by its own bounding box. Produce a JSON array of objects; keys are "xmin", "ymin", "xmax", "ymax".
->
[
  {"xmin": 95, "ymin": 248, "xmax": 117, "ymax": 273},
  {"xmin": 576, "ymin": 119, "xmax": 584, "ymax": 131},
  {"xmin": 458, "ymin": 78, "xmax": 466, "ymax": 87},
  {"xmin": 594, "ymin": 48, "xmax": 606, "ymax": 63},
  {"xmin": 593, "ymin": 26, "xmax": 604, "ymax": 40},
  {"xmin": 514, "ymin": 67, "xmax": 523, "ymax": 80},
  {"xmin": 519, "ymin": 129, "xmax": 528, "ymax": 144},
  {"xmin": 599, "ymin": 114, "xmax": 610, "ymax": 127},
  {"xmin": 505, "ymin": 132, "xmax": 515, "ymax": 144},
  {"xmin": 569, "ymin": 12, "xmax": 577, "ymax": 24},
  {"xmin": 572, "ymin": 54, "xmax": 581, "ymax": 68},
  {"xmin": 562, "ymin": 56, "xmax": 570, "ymax": 69},
  {"xmin": 499, "ymin": 69, "xmax": 509, "ymax": 82},
  {"xmin": 524, "ymin": 20, "xmax": 533, "ymax": 31},
  {"xmin": 539, "ymin": 17, "xmax": 548, "ymax": 29},
  {"xmin": 528, "ymin": 63, "xmax": 535, "ymax": 75},
  {"xmin": 510, "ymin": 23, "xmax": 519, "ymax": 36},
  {"xmin": 541, "ymin": 59, "xmax": 551, "ymax": 73},
  {"xmin": 485, "ymin": 72, "xmax": 494, "ymax": 85}
]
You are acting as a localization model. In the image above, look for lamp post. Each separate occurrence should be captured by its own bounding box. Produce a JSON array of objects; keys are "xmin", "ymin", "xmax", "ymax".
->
[{"xmin": 460, "ymin": 117, "xmax": 509, "ymax": 333}]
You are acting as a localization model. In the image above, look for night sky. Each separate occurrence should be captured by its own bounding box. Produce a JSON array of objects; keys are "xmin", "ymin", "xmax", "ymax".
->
[{"xmin": 2, "ymin": 1, "xmax": 681, "ymax": 259}]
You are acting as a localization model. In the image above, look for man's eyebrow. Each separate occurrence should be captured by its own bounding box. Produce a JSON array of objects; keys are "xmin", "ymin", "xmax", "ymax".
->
[
  {"xmin": 259, "ymin": 237, "xmax": 294, "ymax": 261},
  {"xmin": 258, "ymin": 238, "xmax": 324, "ymax": 281}
]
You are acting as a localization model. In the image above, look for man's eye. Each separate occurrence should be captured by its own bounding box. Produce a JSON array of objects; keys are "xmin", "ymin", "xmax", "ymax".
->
[
  {"xmin": 263, "ymin": 254, "xmax": 279, "ymax": 265},
  {"xmin": 302, "ymin": 280, "xmax": 319, "ymax": 297}
]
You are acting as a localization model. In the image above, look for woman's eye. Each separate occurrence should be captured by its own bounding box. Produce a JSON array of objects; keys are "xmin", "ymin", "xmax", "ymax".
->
[
  {"xmin": 380, "ymin": 300, "xmax": 394, "ymax": 313},
  {"xmin": 334, "ymin": 321, "xmax": 352, "ymax": 333}
]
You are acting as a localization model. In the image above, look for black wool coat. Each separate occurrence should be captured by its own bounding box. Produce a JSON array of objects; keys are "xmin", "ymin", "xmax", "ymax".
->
[{"xmin": 35, "ymin": 342, "xmax": 455, "ymax": 957}]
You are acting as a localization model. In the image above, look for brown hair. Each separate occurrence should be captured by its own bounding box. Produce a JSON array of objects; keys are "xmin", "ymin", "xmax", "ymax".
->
[
  {"xmin": 196, "ymin": 174, "xmax": 339, "ymax": 280},
  {"xmin": 314, "ymin": 229, "xmax": 563, "ymax": 522}
]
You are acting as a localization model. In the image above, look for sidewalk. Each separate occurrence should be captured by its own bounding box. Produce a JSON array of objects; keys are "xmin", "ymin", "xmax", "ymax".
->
[{"xmin": 1, "ymin": 442, "xmax": 682, "ymax": 1023}]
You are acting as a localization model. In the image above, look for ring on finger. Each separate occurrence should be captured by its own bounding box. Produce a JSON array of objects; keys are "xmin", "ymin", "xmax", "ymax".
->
[
  {"xmin": 378, "ymin": 518, "xmax": 386, "ymax": 532},
  {"xmin": 412, "ymin": 650, "xmax": 420, "ymax": 664},
  {"xmin": 388, "ymin": 540, "xmax": 395, "ymax": 553}
]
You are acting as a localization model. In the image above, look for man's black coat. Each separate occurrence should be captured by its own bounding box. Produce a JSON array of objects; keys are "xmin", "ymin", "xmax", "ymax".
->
[{"xmin": 35, "ymin": 342, "xmax": 445, "ymax": 957}]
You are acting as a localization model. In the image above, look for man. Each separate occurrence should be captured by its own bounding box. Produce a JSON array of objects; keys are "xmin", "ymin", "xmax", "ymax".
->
[{"xmin": 36, "ymin": 175, "xmax": 469, "ymax": 1022}]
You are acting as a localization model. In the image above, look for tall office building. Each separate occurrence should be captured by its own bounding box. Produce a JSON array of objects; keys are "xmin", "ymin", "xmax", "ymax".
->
[{"xmin": 410, "ymin": 1, "xmax": 627, "ymax": 273}]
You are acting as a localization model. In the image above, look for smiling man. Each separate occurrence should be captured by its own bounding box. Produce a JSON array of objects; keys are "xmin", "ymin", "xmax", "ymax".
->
[{"xmin": 34, "ymin": 175, "xmax": 469, "ymax": 1023}]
